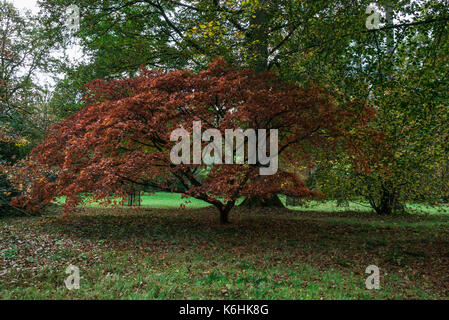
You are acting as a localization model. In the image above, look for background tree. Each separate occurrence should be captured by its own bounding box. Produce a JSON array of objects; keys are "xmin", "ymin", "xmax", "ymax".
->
[
  {"xmin": 0, "ymin": 1, "xmax": 58, "ymax": 214},
  {"xmin": 303, "ymin": 1, "xmax": 449, "ymax": 214}
]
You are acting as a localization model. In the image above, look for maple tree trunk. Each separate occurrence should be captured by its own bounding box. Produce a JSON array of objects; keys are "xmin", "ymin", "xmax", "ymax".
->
[{"xmin": 219, "ymin": 207, "xmax": 230, "ymax": 225}]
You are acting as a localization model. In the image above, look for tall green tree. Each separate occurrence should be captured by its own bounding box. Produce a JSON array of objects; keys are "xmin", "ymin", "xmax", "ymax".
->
[
  {"xmin": 0, "ymin": 1, "xmax": 59, "ymax": 212},
  {"xmin": 0, "ymin": 1, "xmax": 58, "ymax": 157},
  {"xmin": 306, "ymin": 1, "xmax": 449, "ymax": 213}
]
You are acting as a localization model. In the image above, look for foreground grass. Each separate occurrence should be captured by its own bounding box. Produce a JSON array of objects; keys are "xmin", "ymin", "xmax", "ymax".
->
[{"xmin": 1, "ymin": 205, "xmax": 449, "ymax": 299}]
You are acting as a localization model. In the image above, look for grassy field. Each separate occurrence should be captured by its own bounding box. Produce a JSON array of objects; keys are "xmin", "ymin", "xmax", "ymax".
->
[
  {"xmin": 55, "ymin": 192, "xmax": 213, "ymax": 209},
  {"xmin": 1, "ymin": 194, "xmax": 449, "ymax": 299},
  {"xmin": 56, "ymin": 192, "xmax": 448, "ymax": 215}
]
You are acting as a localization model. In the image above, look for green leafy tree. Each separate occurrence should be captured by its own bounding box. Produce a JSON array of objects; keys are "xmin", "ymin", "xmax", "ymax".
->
[
  {"xmin": 0, "ymin": 1, "xmax": 58, "ymax": 213},
  {"xmin": 307, "ymin": 1, "xmax": 449, "ymax": 214}
]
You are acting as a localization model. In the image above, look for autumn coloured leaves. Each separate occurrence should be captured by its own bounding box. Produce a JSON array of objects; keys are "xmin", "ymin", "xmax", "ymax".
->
[{"xmin": 12, "ymin": 58, "xmax": 374, "ymax": 217}]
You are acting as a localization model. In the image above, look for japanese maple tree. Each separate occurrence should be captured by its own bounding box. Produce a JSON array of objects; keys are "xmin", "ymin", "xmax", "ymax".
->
[{"xmin": 13, "ymin": 58, "xmax": 375, "ymax": 223}]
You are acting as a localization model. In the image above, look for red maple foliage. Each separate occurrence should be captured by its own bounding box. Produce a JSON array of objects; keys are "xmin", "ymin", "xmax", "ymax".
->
[{"xmin": 12, "ymin": 58, "xmax": 376, "ymax": 223}]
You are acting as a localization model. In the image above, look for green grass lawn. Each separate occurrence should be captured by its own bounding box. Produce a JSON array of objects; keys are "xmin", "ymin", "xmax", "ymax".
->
[
  {"xmin": 55, "ymin": 192, "xmax": 213, "ymax": 209},
  {"xmin": 1, "ymin": 195, "xmax": 449, "ymax": 299},
  {"xmin": 57, "ymin": 192, "xmax": 448, "ymax": 216}
]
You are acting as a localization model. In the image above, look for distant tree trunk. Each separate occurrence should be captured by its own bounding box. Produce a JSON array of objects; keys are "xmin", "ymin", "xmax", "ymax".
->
[
  {"xmin": 286, "ymin": 195, "xmax": 302, "ymax": 206},
  {"xmin": 240, "ymin": 3, "xmax": 281, "ymax": 208},
  {"xmin": 126, "ymin": 187, "xmax": 141, "ymax": 206},
  {"xmin": 336, "ymin": 199, "xmax": 349, "ymax": 207},
  {"xmin": 372, "ymin": 194, "xmax": 393, "ymax": 215},
  {"xmin": 239, "ymin": 194, "xmax": 284, "ymax": 208},
  {"xmin": 368, "ymin": 185, "xmax": 403, "ymax": 215},
  {"xmin": 247, "ymin": 5, "xmax": 270, "ymax": 73},
  {"xmin": 442, "ymin": 158, "xmax": 449, "ymax": 202}
]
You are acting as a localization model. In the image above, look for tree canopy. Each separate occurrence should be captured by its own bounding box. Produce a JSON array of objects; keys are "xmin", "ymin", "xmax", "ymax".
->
[{"xmin": 12, "ymin": 58, "xmax": 376, "ymax": 222}]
